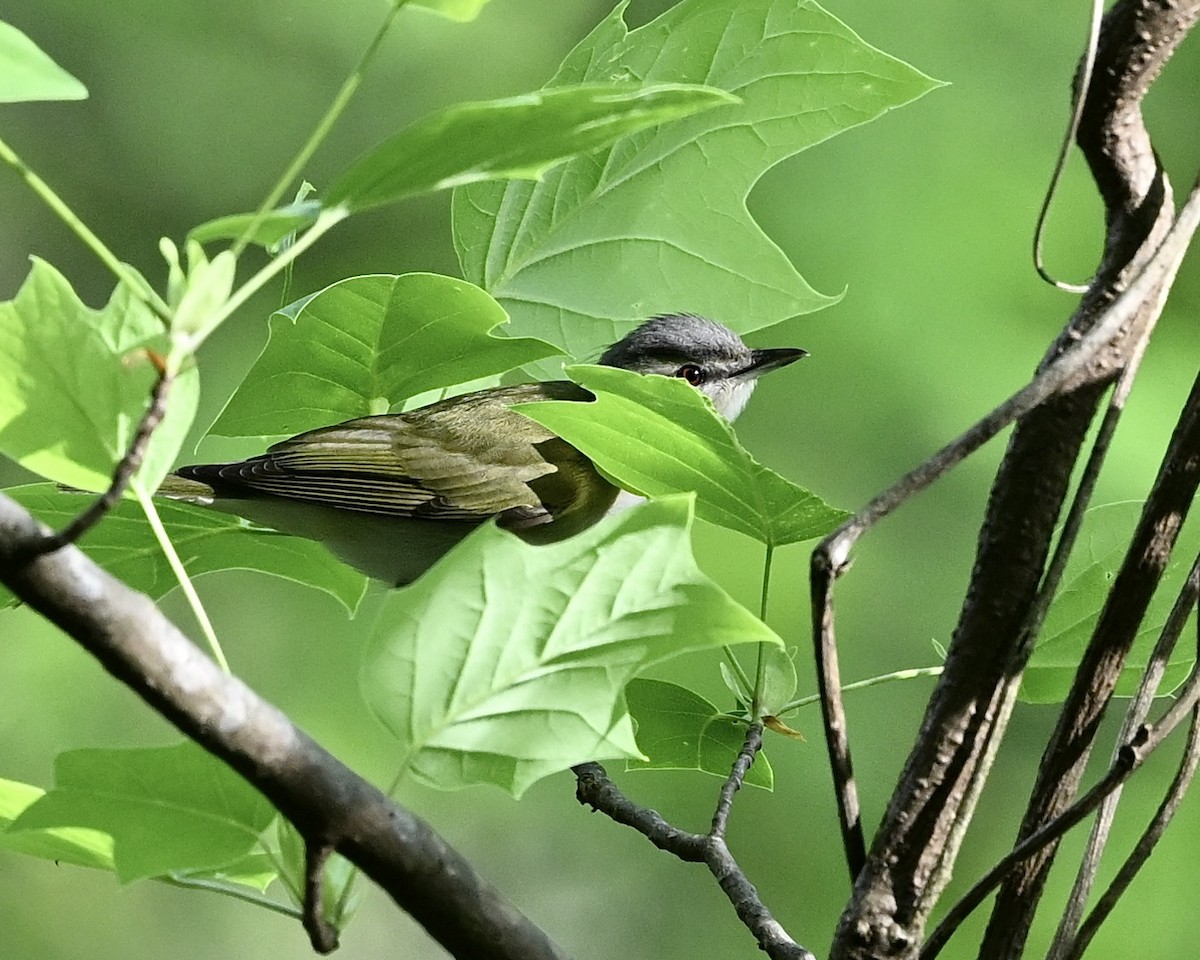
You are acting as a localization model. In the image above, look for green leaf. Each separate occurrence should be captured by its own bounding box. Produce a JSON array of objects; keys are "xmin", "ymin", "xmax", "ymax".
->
[
  {"xmin": 360, "ymin": 495, "xmax": 780, "ymax": 796},
  {"xmin": 326, "ymin": 82, "xmax": 734, "ymax": 213},
  {"xmin": 411, "ymin": 0, "xmax": 492, "ymax": 22},
  {"xmin": 0, "ymin": 484, "xmax": 368, "ymax": 614},
  {"xmin": 758, "ymin": 646, "xmax": 798, "ymax": 717},
  {"xmin": 9, "ymin": 742, "xmax": 275, "ymax": 883},
  {"xmin": 1024, "ymin": 502, "xmax": 1197, "ymax": 703},
  {"xmin": 453, "ymin": 0, "xmax": 942, "ymax": 369},
  {"xmin": 0, "ymin": 260, "xmax": 199, "ymax": 492},
  {"xmin": 187, "ymin": 201, "xmax": 322, "ymax": 250},
  {"xmin": 168, "ymin": 242, "xmax": 236, "ymax": 339},
  {"xmin": 211, "ymin": 273, "xmax": 562, "ymax": 439},
  {"xmin": 519, "ymin": 365, "xmax": 848, "ymax": 547},
  {"xmin": 0, "ymin": 777, "xmax": 114, "ymax": 870},
  {"xmin": 625, "ymin": 679, "xmax": 772, "ymax": 790},
  {"xmin": 0, "ymin": 21, "xmax": 86, "ymax": 102}
]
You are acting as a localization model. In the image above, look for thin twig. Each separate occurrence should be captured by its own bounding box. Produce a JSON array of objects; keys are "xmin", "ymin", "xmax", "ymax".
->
[
  {"xmin": 573, "ymin": 722, "xmax": 814, "ymax": 960},
  {"xmin": 25, "ymin": 360, "xmax": 174, "ymax": 556},
  {"xmin": 983, "ymin": 320, "xmax": 1200, "ymax": 953},
  {"xmin": 711, "ymin": 721, "xmax": 763, "ymax": 839},
  {"xmin": 809, "ymin": 550, "xmax": 864, "ymax": 881},
  {"xmin": 1033, "ymin": 0, "xmax": 1103, "ymax": 292},
  {"xmin": 1049, "ymin": 553, "xmax": 1200, "ymax": 958},
  {"xmin": 573, "ymin": 762, "xmax": 706, "ymax": 861},
  {"xmin": 303, "ymin": 840, "xmax": 339, "ymax": 954},
  {"xmin": 1066, "ymin": 623, "xmax": 1200, "ymax": 959},
  {"xmin": 921, "ymin": 644, "xmax": 1200, "ymax": 960}
]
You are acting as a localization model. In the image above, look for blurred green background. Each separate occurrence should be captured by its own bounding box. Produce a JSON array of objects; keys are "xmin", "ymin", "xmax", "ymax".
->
[{"xmin": 2, "ymin": 1, "xmax": 1199, "ymax": 958}]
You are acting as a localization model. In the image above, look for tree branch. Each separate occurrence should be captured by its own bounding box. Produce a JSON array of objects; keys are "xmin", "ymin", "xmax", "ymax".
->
[
  {"xmin": 573, "ymin": 723, "xmax": 814, "ymax": 960},
  {"xmin": 921, "ymin": 551, "xmax": 1200, "ymax": 958},
  {"xmin": 823, "ymin": 3, "xmax": 1200, "ymax": 956},
  {"xmin": 984, "ymin": 351, "xmax": 1200, "ymax": 953},
  {"xmin": 0, "ymin": 491, "xmax": 566, "ymax": 960}
]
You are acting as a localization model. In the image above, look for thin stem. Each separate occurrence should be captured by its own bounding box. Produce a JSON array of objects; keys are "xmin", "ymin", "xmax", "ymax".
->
[
  {"xmin": 133, "ymin": 484, "xmax": 229, "ymax": 673},
  {"xmin": 0, "ymin": 135, "xmax": 169, "ymax": 317},
  {"xmin": 162, "ymin": 874, "xmax": 301, "ymax": 920},
  {"xmin": 751, "ymin": 544, "xmax": 775, "ymax": 717},
  {"xmin": 722, "ymin": 646, "xmax": 754, "ymax": 701},
  {"xmin": 1068, "ymin": 699, "xmax": 1200, "ymax": 960},
  {"xmin": 1033, "ymin": 0, "xmax": 1103, "ymax": 292},
  {"xmin": 776, "ymin": 665, "xmax": 944, "ymax": 717},
  {"xmin": 190, "ymin": 208, "xmax": 346, "ymax": 348},
  {"xmin": 232, "ymin": 2, "xmax": 408, "ymax": 256},
  {"xmin": 1053, "ymin": 554, "xmax": 1200, "ymax": 959}
]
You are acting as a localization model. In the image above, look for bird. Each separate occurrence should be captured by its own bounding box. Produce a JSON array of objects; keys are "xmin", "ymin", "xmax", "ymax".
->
[{"xmin": 159, "ymin": 314, "xmax": 806, "ymax": 584}]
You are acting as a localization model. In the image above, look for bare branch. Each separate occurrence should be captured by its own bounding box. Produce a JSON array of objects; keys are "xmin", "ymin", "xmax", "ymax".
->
[
  {"xmin": 983, "ymin": 304, "xmax": 1200, "ymax": 954},
  {"xmin": 922, "ymin": 554, "xmax": 1200, "ymax": 958},
  {"xmin": 711, "ymin": 719, "xmax": 763, "ymax": 839},
  {"xmin": 0, "ymin": 492, "xmax": 567, "ymax": 960},
  {"xmin": 573, "ymin": 762, "xmax": 706, "ymax": 861},
  {"xmin": 1068, "ymin": 702, "xmax": 1200, "ymax": 959},
  {"xmin": 823, "ymin": 3, "xmax": 1200, "ymax": 955},
  {"xmin": 573, "ymin": 723, "xmax": 814, "ymax": 960},
  {"xmin": 1050, "ymin": 552, "xmax": 1200, "ymax": 956}
]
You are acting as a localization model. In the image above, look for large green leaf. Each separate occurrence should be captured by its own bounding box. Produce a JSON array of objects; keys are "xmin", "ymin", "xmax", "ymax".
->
[
  {"xmin": 1023, "ymin": 502, "xmax": 1197, "ymax": 704},
  {"xmin": 9, "ymin": 743, "xmax": 275, "ymax": 883},
  {"xmin": 519, "ymin": 365, "xmax": 847, "ymax": 547},
  {"xmin": 360, "ymin": 495, "xmax": 780, "ymax": 796},
  {"xmin": 0, "ymin": 21, "xmax": 86, "ymax": 102},
  {"xmin": 625, "ymin": 679, "xmax": 772, "ymax": 789},
  {"xmin": 0, "ymin": 485, "xmax": 367, "ymax": 614},
  {"xmin": 0, "ymin": 260, "xmax": 198, "ymax": 492},
  {"xmin": 453, "ymin": 0, "xmax": 942, "ymax": 367},
  {"xmin": 326, "ymin": 83, "xmax": 734, "ymax": 213},
  {"xmin": 211, "ymin": 273, "xmax": 561, "ymax": 439}
]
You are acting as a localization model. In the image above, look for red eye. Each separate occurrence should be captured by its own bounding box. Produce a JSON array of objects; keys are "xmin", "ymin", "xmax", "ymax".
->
[{"xmin": 675, "ymin": 364, "xmax": 705, "ymax": 385}]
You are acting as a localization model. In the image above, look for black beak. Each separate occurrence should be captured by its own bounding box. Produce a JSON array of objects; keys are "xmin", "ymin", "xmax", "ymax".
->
[{"xmin": 745, "ymin": 347, "xmax": 808, "ymax": 377}]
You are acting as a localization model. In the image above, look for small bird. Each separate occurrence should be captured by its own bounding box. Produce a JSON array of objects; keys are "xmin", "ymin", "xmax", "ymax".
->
[{"xmin": 160, "ymin": 314, "xmax": 806, "ymax": 584}]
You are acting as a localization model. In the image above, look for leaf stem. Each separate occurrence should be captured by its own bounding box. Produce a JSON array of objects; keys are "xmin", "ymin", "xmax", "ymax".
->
[
  {"xmin": 775, "ymin": 665, "xmax": 944, "ymax": 717},
  {"xmin": 133, "ymin": 484, "xmax": 230, "ymax": 672},
  {"xmin": 722, "ymin": 645, "xmax": 754, "ymax": 699},
  {"xmin": 0, "ymin": 135, "xmax": 169, "ymax": 318},
  {"xmin": 750, "ymin": 544, "xmax": 775, "ymax": 716},
  {"xmin": 162, "ymin": 873, "xmax": 301, "ymax": 920},
  {"xmin": 189, "ymin": 207, "xmax": 346, "ymax": 348},
  {"xmin": 231, "ymin": 1, "xmax": 410, "ymax": 256}
]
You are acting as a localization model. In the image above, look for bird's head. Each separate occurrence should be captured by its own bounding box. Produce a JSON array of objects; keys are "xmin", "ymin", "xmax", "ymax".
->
[{"xmin": 598, "ymin": 313, "xmax": 807, "ymax": 421}]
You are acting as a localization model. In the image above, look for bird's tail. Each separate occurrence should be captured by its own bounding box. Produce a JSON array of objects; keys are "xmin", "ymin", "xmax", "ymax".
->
[
  {"xmin": 153, "ymin": 473, "xmax": 218, "ymax": 505},
  {"xmin": 57, "ymin": 473, "xmax": 218, "ymax": 505}
]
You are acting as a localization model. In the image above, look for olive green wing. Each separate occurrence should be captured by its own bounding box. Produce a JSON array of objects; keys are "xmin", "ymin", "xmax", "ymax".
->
[{"xmin": 174, "ymin": 382, "xmax": 595, "ymax": 525}]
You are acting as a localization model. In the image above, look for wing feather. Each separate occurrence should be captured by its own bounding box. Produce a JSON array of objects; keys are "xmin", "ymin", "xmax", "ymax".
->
[{"xmin": 175, "ymin": 381, "xmax": 593, "ymax": 524}]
